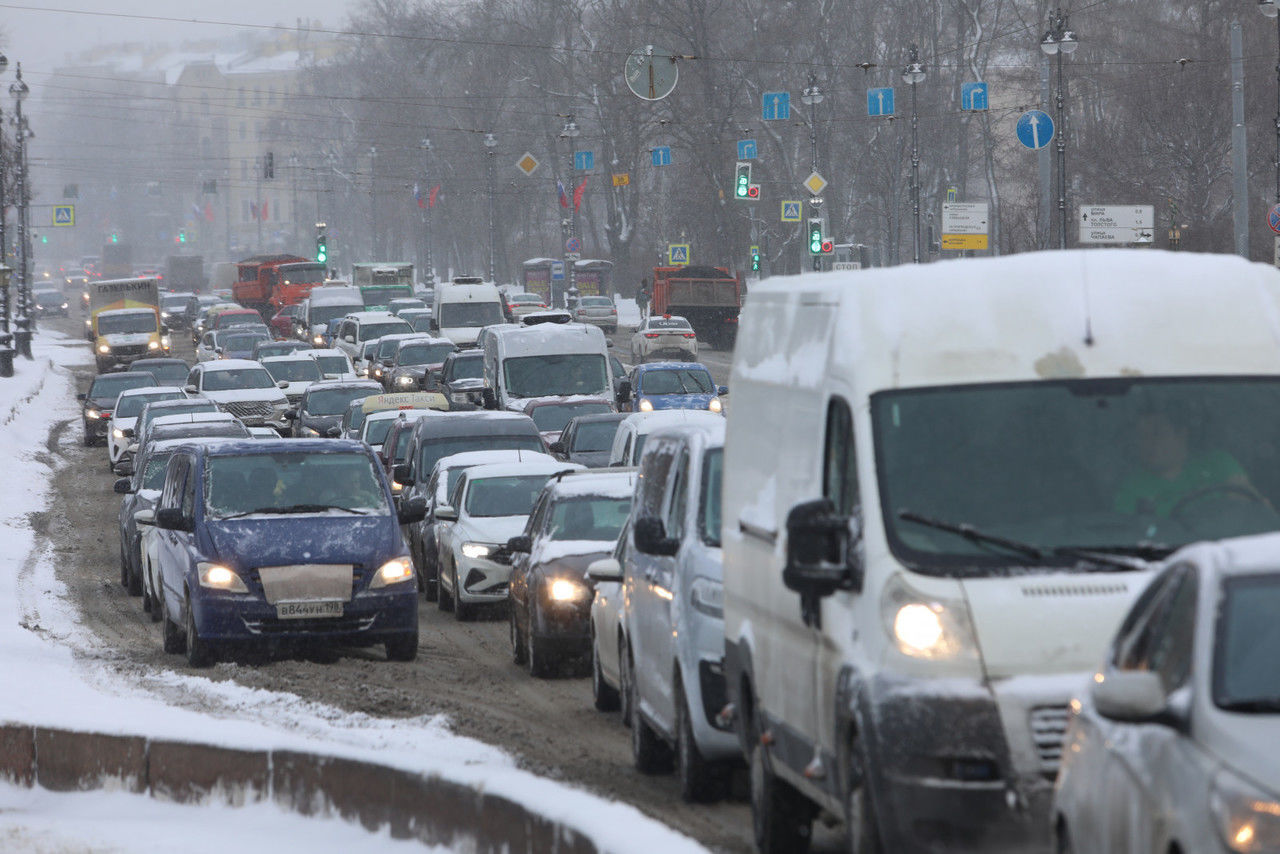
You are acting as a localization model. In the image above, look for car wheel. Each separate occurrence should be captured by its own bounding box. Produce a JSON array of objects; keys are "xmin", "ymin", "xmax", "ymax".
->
[
  {"xmin": 422, "ymin": 543, "xmax": 439, "ymax": 603},
  {"xmin": 844, "ymin": 745, "xmax": 883, "ymax": 854},
  {"xmin": 184, "ymin": 594, "xmax": 215, "ymax": 668},
  {"xmin": 82, "ymin": 426, "xmax": 94, "ymax": 447},
  {"xmin": 676, "ymin": 678, "xmax": 726, "ymax": 803},
  {"xmin": 160, "ymin": 586, "xmax": 184, "ymax": 654},
  {"xmin": 527, "ymin": 607, "xmax": 554, "ymax": 678},
  {"xmin": 510, "ymin": 603, "xmax": 527, "ymax": 665},
  {"xmin": 119, "ymin": 543, "xmax": 130, "ymax": 588},
  {"xmin": 144, "ymin": 564, "xmax": 161, "ymax": 623},
  {"xmin": 629, "ymin": 647, "xmax": 673, "ymax": 774},
  {"xmin": 591, "ymin": 631, "xmax": 620, "ymax": 712},
  {"xmin": 452, "ymin": 564, "xmax": 472, "ymax": 621},
  {"xmin": 437, "ymin": 557, "xmax": 454, "ymax": 612},
  {"xmin": 749, "ymin": 705, "xmax": 813, "ymax": 854},
  {"xmin": 126, "ymin": 546, "xmax": 143, "ymax": 597},
  {"xmin": 618, "ymin": 636, "xmax": 633, "ymax": 726},
  {"xmin": 385, "ymin": 629, "xmax": 418, "ymax": 662}
]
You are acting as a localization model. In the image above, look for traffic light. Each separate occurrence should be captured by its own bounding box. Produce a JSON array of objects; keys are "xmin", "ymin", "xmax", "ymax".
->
[
  {"xmin": 178, "ymin": 229, "xmax": 187, "ymax": 244},
  {"xmin": 110, "ymin": 233, "xmax": 118, "ymax": 244},
  {"xmin": 750, "ymin": 244, "xmax": 761, "ymax": 272},
  {"xmin": 315, "ymin": 222, "xmax": 328, "ymax": 264},
  {"xmin": 808, "ymin": 218, "xmax": 824, "ymax": 254},
  {"xmin": 747, "ymin": 183, "xmax": 760, "ymax": 200},
  {"xmin": 734, "ymin": 161, "xmax": 752, "ymax": 199}
]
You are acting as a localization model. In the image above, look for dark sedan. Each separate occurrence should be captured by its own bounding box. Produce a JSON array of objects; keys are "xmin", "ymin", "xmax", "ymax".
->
[
  {"xmin": 128, "ymin": 358, "xmax": 191, "ymax": 387},
  {"xmin": 79, "ymin": 372, "xmax": 157, "ymax": 446},
  {"xmin": 549, "ymin": 413, "xmax": 626, "ymax": 468},
  {"xmin": 288, "ymin": 379, "xmax": 381, "ymax": 439}
]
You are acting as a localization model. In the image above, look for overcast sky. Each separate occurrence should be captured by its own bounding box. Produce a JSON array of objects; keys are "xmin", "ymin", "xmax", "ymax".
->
[{"xmin": 2, "ymin": 0, "xmax": 359, "ymax": 72}]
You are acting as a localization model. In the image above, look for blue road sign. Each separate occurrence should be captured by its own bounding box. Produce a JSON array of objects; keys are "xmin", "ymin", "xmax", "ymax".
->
[
  {"xmin": 550, "ymin": 260, "xmax": 566, "ymax": 280},
  {"xmin": 573, "ymin": 150, "xmax": 594, "ymax": 171},
  {"xmin": 961, "ymin": 82, "xmax": 989, "ymax": 111},
  {"xmin": 651, "ymin": 146, "xmax": 672, "ymax": 167},
  {"xmin": 780, "ymin": 200, "xmax": 803, "ymax": 222},
  {"xmin": 565, "ymin": 236, "xmax": 582, "ymax": 254},
  {"xmin": 762, "ymin": 92, "xmax": 791, "ymax": 121},
  {"xmin": 738, "ymin": 139, "xmax": 758, "ymax": 160},
  {"xmin": 867, "ymin": 87, "xmax": 895, "ymax": 117},
  {"xmin": 53, "ymin": 205, "xmax": 75, "ymax": 226},
  {"xmin": 668, "ymin": 244, "xmax": 690, "ymax": 265},
  {"xmin": 1270, "ymin": 204, "xmax": 1280, "ymax": 236},
  {"xmin": 1016, "ymin": 110, "xmax": 1055, "ymax": 150}
]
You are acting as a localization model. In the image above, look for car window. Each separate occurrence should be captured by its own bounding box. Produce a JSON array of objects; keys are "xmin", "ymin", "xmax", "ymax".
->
[
  {"xmin": 181, "ymin": 461, "xmax": 199, "ymax": 519},
  {"xmin": 465, "ymin": 474, "xmax": 553, "ymax": 518},
  {"xmin": 160, "ymin": 455, "xmax": 188, "ymax": 511},
  {"xmin": 1213, "ymin": 573, "xmax": 1280, "ymax": 708},
  {"xmin": 700, "ymin": 448, "xmax": 723, "ymax": 547},
  {"xmin": 1111, "ymin": 566, "xmax": 1183, "ymax": 673},
  {"xmin": 573, "ymin": 420, "xmax": 622, "ymax": 453},
  {"xmin": 547, "ymin": 495, "xmax": 631, "ymax": 542},
  {"xmin": 1148, "ymin": 568, "xmax": 1198, "ymax": 691},
  {"xmin": 824, "ymin": 397, "xmax": 859, "ymax": 517},
  {"xmin": 666, "ymin": 449, "xmax": 690, "ymax": 540},
  {"xmin": 205, "ymin": 451, "xmax": 388, "ymax": 517}
]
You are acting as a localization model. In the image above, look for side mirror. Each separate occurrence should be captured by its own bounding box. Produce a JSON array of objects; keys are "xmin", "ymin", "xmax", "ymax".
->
[
  {"xmin": 215, "ymin": 347, "xmax": 224, "ymax": 354},
  {"xmin": 77, "ymin": 392, "xmax": 87, "ymax": 401},
  {"xmin": 1092, "ymin": 671, "xmax": 1170, "ymax": 723},
  {"xmin": 605, "ymin": 339, "xmax": 615, "ymax": 349},
  {"xmin": 122, "ymin": 427, "xmax": 135, "ymax": 438},
  {"xmin": 783, "ymin": 498, "xmax": 862, "ymax": 627},
  {"xmin": 548, "ymin": 440, "xmax": 566, "ymax": 456},
  {"xmin": 398, "ymin": 495, "xmax": 428, "ymax": 525},
  {"xmin": 481, "ymin": 388, "xmax": 497, "ymax": 410},
  {"xmin": 634, "ymin": 517, "xmax": 679, "ymax": 557},
  {"xmin": 113, "ymin": 477, "xmax": 134, "ymax": 495},
  {"xmin": 616, "ymin": 379, "xmax": 632, "ymax": 405},
  {"xmin": 717, "ymin": 385, "xmax": 729, "ymax": 396},
  {"xmin": 184, "ymin": 384, "xmax": 198, "ymax": 394},
  {"xmin": 434, "ymin": 504, "xmax": 458, "ymax": 522},
  {"xmin": 325, "ymin": 426, "xmax": 342, "ymax": 438},
  {"xmin": 114, "ymin": 459, "xmax": 135, "ymax": 477},
  {"xmin": 344, "ymin": 335, "xmax": 356, "ymax": 344},
  {"xmin": 133, "ymin": 508, "xmax": 155, "ymax": 526},
  {"xmin": 276, "ymin": 380, "xmax": 289, "ymax": 390},
  {"xmin": 282, "ymin": 409, "xmax": 296, "ymax": 420},
  {"xmin": 506, "ymin": 534, "xmax": 532, "ymax": 553},
  {"xmin": 393, "ymin": 464, "xmax": 414, "ymax": 486},
  {"xmin": 587, "ymin": 557, "xmax": 623, "ymax": 583},
  {"xmin": 154, "ymin": 507, "xmax": 190, "ymax": 531}
]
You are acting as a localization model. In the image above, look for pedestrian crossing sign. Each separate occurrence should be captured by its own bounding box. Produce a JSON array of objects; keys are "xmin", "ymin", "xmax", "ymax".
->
[
  {"xmin": 668, "ymin": 244, "xmax": 690, "ymax": 265},
  {"xmin": 780, "ymin": 200, "xmax": 802, "ymax": 222},
  {"xmin": 53, "ymin": 205, "xmax": 75, "ymax": 227}
]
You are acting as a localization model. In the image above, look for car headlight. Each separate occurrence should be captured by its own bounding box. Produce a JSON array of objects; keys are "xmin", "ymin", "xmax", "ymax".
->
[
  {"xmin": 396, "ymin": 375, "xmax": 415, "ymax": 386},
  {"xmin": 451, "ymin": 392, "xmax": 469, "ymax": 402},
  {"xmin": 313, "ymin": 335, "xmax": 325, "ymax": 345},
  {"xmin": 160, "ymin": 311, "xmax": 170, "ymax": 319},
  {"xmin": 61, "ymin": 303, "xmax": 68, "ymax": 310},
  {"xmin": 638, "ymin": 397, "xmax": 654, "ymax": 412},
  {"xmin": 880, "ymin": 574, "xmax": 977, "ymax": 661},
  {"xmin": 708, "ymin": 397, "xmax": 723, "ymax": 414},
  {"xmin": 391, "ymin": 480, "xmax": 403, "ymax": 493},
  {"xmin": 689, "ymin": 577, "xmax": 724, "ymax": 618},
  {"xmin": 547, "ymin": 578, "xmax": 590, "ymax": 602},
  {"xmin": 148, "ymin": 340, "xmax": 161, "ymax": 350},
  {"xmin": 373, "ymin": 367, "xmax": 384, "ymax": 378},
  {"xmin": 370, "ymin": 556, "xmax": 414, "ymax": 589},
  {"xmin": 97, "ymin": 344, "xmax": 111, "ymax": 354},
  {"xmin": 461, "ymin": 542, "xmax": 495, "ymax": 560},
  {"xmin": 197, "ymin": 561, "xmax": 249, "ymax": 592},
  {"xmin": 112, "ymin": 428, "xmax": 125, "ymax": 439},
  {"xmin": 86, "ymin": 408, "xmax": 102, "ymax": 420},
  {"xmin": 1212, "ymin": 770, "xmax": 1280, "ymax": 853}
]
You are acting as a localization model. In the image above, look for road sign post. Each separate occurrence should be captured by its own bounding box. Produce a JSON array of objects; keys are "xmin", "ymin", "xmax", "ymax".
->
[{"xmin": 1079, "ymin": 205, "xmax": 1156, "ymax": 245}]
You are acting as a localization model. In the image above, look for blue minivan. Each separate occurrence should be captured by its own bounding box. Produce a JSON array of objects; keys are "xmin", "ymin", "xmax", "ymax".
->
[
  {"xmin": 149, "ymin": 438, "xmax": 426, "ymax": 666},
  {"xmin": 617, "ymin": 362, "xmax": 727, "ymax": 415}
]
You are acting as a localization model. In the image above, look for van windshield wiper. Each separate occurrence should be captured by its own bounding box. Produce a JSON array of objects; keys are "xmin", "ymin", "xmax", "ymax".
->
[
  {"xmin": 220, "ymin": 504, "xmax": 368, "ymax": 519},
  {"xmin": 897, "ymin": 510, "xmax": 1145, "ymax": 571}
]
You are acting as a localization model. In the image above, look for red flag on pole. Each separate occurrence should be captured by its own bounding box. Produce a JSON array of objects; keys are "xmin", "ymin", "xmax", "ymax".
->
[
  {"xmin": 428, "ymin": 184, "xmax": 440, "ymax": 209},
  {"xmin": 573, "ymin": 177, "xmax": 588, "ymax": 212}
]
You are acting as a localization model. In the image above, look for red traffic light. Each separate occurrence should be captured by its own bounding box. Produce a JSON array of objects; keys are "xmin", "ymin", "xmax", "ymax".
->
[
  {"xmin": 747, "ymin": 183, "xmax": 760, "ymax": 199},
  {"xmin": 821, "ymin": 239, "xmax": 834, "ymax": 253}
]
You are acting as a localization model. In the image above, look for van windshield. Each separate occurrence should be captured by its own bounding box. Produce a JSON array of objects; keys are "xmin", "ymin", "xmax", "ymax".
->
[
  {"xmin": 439, "ymin": 302, "xmax": 503, "ymax": 329},
  {"xmin": 503, "ymin": 354, "xmax": 608, "ymax": 398},
  {"xmin": 873, "ymin": 377, "xmax": 1280, "ymax": 575},
  {"xmin": 205, "ymin": 451, "xmax": 388, "ymax": 517},
  {"xmin": 309, "ymin": 303, "xmax": 361, "ymax": 327},
  {"xmin": 362, "ymin": 285, "xmax": 413, "ymax": 306},
  {"xmin": 98, "ymin": 313, "xmax": 157, "ymax": 335}
]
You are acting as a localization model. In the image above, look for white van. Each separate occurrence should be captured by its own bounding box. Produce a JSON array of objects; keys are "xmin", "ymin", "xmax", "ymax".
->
[
  {"xmin": 301, "ymin": 285, "xmax": 363, "ymax": 345},
  {"xmin": 481, "ymin": 322, "xmax": 613, "ymax": 412},
  {"xmin": 722, "ymin": 250, "xmax": 1280, "ymax": 852},
  {"xmin": 433, "ymin": 278, "xmax": 505, "ymax": 346}
]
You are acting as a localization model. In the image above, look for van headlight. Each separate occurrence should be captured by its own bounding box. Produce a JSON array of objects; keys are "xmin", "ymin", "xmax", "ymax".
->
[
  {"xmin": 689, "ymin": 577, "xmax": 723, "ymax": 617},
  {"xmin": 880, "ymin": 574, "xmax": 976, "ymax": 661},
  {"xmin": 198, "ymin": 562, "xmax": 248, "ymax": 592},
  {"xmin": 708, "ymin": 397, "xmax": 723, "ymax": 414},
  {"xmin": 1212, "ymin": 770, "xmax": 1280, "ymax": 853},
  {"xmin": 370, "ymin": 556, "xmax": 414, "ymax": 588},
  {"xmin": 638, "ymin": 398, "xmax": 654, "ymax": 412},
  {"xmin": 148, "ymin": 340, "xmax": 161, "ymax": 350}
]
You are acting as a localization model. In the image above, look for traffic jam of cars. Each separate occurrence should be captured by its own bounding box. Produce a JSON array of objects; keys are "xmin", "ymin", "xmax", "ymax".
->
[{"xmin": 68, "ymin": 252, "xmax": 1280, "ymax": 854}]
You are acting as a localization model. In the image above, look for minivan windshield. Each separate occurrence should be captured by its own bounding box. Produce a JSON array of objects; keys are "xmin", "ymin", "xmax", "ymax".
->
[
  {"xmin": 873, "ymin": 377, "xmax": 1280, "ymax": 575},
  {"xmin": 205, "ymin": 451, "xmax": 388, "ymax": 517},
  {"xmin": 503, "ymin": 354, "xmax": 608, "ymax": 398},
  {"xmin": 98, "ymin": 312, "xmax": 157, "ymax": 335},
  {"xmin": 465, "ymin": 474, "xmax": 553, "ymax": 518},
  {"xmin": 438, "ymin": 301, "xmax": 504, "ymax": 328},
  {"xmin": 202, "ymin": 368, "xmax": 275, "ymax": 392}
]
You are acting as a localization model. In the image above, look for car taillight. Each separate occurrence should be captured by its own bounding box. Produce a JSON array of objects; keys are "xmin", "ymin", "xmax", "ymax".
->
[
  {"xmin": 644, "ymin": 333, "xmax": 659, "ymax": 339},
  {"xmin": 540, "ymin": 303, "xmax": 547, "ymax": 308},
  {"xmin": 609, "ymin": 308, "xmax": 617, "ymax": 314},
  {"xmin": 683, "ymin": 333, "xmax": 697, "ymax": 338}
]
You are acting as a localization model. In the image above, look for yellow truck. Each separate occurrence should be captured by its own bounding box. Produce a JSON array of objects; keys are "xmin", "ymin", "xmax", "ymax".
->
[{"xmin": 89, "ymin": 277, "xmax": 168, "ymax": 373}]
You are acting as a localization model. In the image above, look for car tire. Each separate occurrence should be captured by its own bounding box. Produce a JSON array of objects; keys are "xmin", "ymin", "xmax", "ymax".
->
[
  {"xmin": 629, "ymin": 649, "xmax": 673, "ymax": 774},
  {"xmin": 119, "ymin": 544, "xmax": 130, "ymax": 588},
  {"xmin": 161, "ymin": 587, "xmax": 184, "ymax": 654},
  {"xmin": 452, "ymin": 564, "xmax": 472, "ymax": 621},
  {"xmin": 749, "ymin": 705, "xmax": 813, "ymax": 854},
  {"xmin": 591, "ymin": 632, "xmax": 620, "ymax": 712},
  {"xmin": 126, "ymin": 547, "xmax": 143, "ymax": 597},
  {"xmin": 676, "ymin": 678, "xmax": 726, "ymax": 803},
  {"xmin": 82, "ymin": 427, "xmax": 94, "ymax": 448},
  {"xmin": 143, "ymin": 566, "xmax": 161, "ymax": 623},
  {"xmin": 421, "ymin": 544, "xmax": 439, "ymax": 603},
  {"xmin": 527, "ymin": 609, "xmax": 554, "ymax": 678},
  {"xmin": 385, "ymin": 630, "xmax": 418, "ymax": 662},
  {"xmin": 437, "ymin": 558, "xmax": 454, "ymax": 612},
  {"xmin": 618, "ymin": 636, "xmax": 633, "ymax": 727},
  {"xmin": 844, "ymin": 745, "xmax": 883, "ymax": 854},
  {"xmin": 184, "ymin": 594, "xmax": 215, "ymax": 668},
  {"xmin": 510, "ymin": 603, "xmax": 527, "ymax": 665}
]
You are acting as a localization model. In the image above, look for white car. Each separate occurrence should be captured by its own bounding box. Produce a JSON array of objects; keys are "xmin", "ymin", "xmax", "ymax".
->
[
  {"xmin": 106, "ymin": 386, "xmax": 188, "ymax": 471},
  {"xmin": 1052, "ymin": 536, "xmax": 1280, "ymax": 854},
  {"xmin": 185, "ymin": 359, "xmax": 291, "ymax": 429},
  {"xmin": 435, "ymin": 459, "xmax": 581, "ymax": 620},
  {"xmin": 588, "ymin": 524, "xmax": 630, "ymax": 719},
  {"xmin": 259, "ymin": 353, "xmax": 324, "ymax": 406},
  {"xmin": 607, "ymin": 410, "xmax": 725, "ymax": 467},
  {"xmin": 359, "ymin": 408, "xmax": 437, "ymax": 457},
  {"xmin": 505, "ymin": 292, "xmax": 549, "ymax": 320},
  {"xmin": 332, "ymin": 311, "xmax": 413, "ymax": 362},
  {"xmin": 630, "ymin": 314, "xmax": 697, "ymax": 363},
  {"xmin": 306, "ymin": 348, "xmax": 357, "ymax": 380}
]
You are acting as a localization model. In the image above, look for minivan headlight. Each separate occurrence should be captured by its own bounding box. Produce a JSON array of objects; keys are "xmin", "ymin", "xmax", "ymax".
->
[
  {"xmin": 370, "ymin": 557, "xmax": 414, "ymax": 588},
  {"xmin": 198, "ymin": 561, "xmax": 248, "ymax": 592},
  {"xmin": 880, "ymin": 574, "xmax": 976, "ymax": 661},
  {"xmin": 708, "ymin": 397, "xmax": 723, "ymax": 414},
  {"xmin": 638, "ymin": 398, "xmax": 654, "ymax": 412},
  {"xmin": 1212, "ymin": 770, "xmax": 1280, "ymax": 853}
]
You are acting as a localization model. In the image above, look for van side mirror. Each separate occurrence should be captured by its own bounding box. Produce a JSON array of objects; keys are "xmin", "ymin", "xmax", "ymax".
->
[
  {"xmin": 587, "ymin": 557, "xmax": 623, "ymax": 583},
  {"xmin": 634, "ymin": 517, "xmax": 678, "ymax": 557},
  {"xmin": 783, "ymin": 498, "xmax": 862, "ymax": 627},
  {"xmin": 393, "ymin": 464, "xmax": 414, "ymax": 486}
]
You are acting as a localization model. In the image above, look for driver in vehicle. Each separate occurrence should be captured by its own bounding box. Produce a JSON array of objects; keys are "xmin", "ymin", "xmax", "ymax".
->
[{"xmin": 1114, "ymin": 406, "xmax": 1258, "ymax": 516}]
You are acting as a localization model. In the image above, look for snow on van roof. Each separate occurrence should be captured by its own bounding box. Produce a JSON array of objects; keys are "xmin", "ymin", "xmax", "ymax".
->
[
  {"xmin": 737, "ymin": 249, "xmax": 1280, "ymax": 390},
  {"xmin": 489, "ymin": 321, "xmax": 606, "ymax": 354}
]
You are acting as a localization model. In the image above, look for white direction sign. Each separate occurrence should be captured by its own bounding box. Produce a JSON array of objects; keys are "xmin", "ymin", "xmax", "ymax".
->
[
  {"xmin": 941, "ymin": 202, "xmax": 989, "ymax": 251},
  {"xmin": 1079, "ymin": 205, "xmax": 1155, "ymax": 245}
]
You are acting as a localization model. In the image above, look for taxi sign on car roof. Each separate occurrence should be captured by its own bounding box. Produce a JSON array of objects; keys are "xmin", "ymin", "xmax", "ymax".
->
[{"xmin": 359, "ymin": 391, "xmax": 448, "ymax": 414}]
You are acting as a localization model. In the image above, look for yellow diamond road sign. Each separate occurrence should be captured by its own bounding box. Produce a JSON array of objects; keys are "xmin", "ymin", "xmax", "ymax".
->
[
  {"xmin": 803, "ymin": 171, "xmax": 828, "ymax": 196},
  {"xmin": 516, "ymin": 152, "xmax": 540, "ymax": 176}
]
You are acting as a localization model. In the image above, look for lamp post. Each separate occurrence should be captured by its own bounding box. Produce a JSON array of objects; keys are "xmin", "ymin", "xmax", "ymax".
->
[
  {"xmin": 902, "ymin": 45, "xmax": 926, "ymax": 265},
  {"xmin": 801, "ymin": 74, "xmax": 825, "ymax": 272},
  {"xmin": 484, "ymin": 132, "xmax": 498, "ymax": 282},
  {"xmin": 0, "ymin": 51, "xmax": 9, "ymax": 334},
  {"xmin": 559, "ymin": 115, "xmax": 580, "ymax": 308},
  {"xmin": 10, "ymin": 62, "xmax": 32, "ymax": 357},
  {"xmin": 419, "ymin": 138, "xmax": 434, "ymax": 287},
  {"xmin": 1260, "ymin": 1, "xmax": 1280, "ymax": 204},
  {"xmin": 1041, "ymin": 9, "xmax": 1079, "ymax": 251}
]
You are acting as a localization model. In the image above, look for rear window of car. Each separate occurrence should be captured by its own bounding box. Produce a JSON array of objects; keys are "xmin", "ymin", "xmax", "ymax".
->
[
  {"xmin": 580, "ymin": 297, "xmax": 612, "ymax": 308},
  {"xmin": 115, "ymin": 391, "xmax": 186, "ymax": 419},
  {"xmin": 647, "ymin": 318, "xmax": 691, "ymax": 330},
  {"xmin": 360, "ymin": 322, "xmax": 413, "ymax": 342},
  {"xmin": 88, "ymin": 373, "xmax": 156, "ymax": 399}
]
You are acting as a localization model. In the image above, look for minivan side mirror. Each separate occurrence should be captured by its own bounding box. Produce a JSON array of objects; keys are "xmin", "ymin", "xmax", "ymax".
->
[
  {"xmin": 393, "ymin": 464, "xmax": 414, "ymax": 486},
  {"xmin": 587, "ymin": 557, "xmax": 623, "ymax": 583},
  {"xmin": 634, "ymin": 517, "xmax": 679, "ymax": 557},
  {"xmin": 783, "ymin": 498, "xmax": 862, "ymax": 627},
  {"xmin": 1092, "ymin": 670, "xmax": 1171, "ymax": 723}
]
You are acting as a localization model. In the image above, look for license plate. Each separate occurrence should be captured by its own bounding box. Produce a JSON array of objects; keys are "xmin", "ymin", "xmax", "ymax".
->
[{"xmin": 275, "ymin": 600, "xmax": 343, "ymax": 620}]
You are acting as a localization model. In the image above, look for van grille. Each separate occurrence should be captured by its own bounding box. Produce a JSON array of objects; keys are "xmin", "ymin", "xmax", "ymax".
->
[{"xmin": 1029, "ymin": 705, "xmax": 1071, "ymax": 775}]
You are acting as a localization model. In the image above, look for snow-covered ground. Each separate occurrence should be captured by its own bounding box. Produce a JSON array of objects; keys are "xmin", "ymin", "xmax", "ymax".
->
[
  {"xmin": 0, "ymin": 332, "xmax": 705, "ymax": 853},
  {"xmin": 614, "ymin": 295, "xmax": 641, "ymax": 329}
]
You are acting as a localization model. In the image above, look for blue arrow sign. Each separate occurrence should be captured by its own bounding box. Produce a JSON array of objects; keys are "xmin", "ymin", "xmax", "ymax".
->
[
  {"xmin": 651, "ymin": 146, "xmax": 672, "ymax": 167},
  {"xmin": 737, "ymin": 139, "xmax": 758, "ymax": 160},
  {"xmin": 762, "ymin": 92, "xmax": 790, "ymax": 121},
  {"xmin": 961, "ymin": 82, "xmax": 989, "ymax": 112},
  {"xmin": 867, "ymin": 87, "xmax": 895, "ymax": 117},
  {"xmin": 1016, "ymin": 110, "xmax": 1055, "ymax": 150},
  {"xmin": 573, "ymin": 150, "xmax": 594, "ymax": 171}
]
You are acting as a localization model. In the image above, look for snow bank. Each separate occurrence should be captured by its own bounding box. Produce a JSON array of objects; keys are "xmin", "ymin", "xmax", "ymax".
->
[{"xmin": 0, "ymin": 332, "xmax": 706, "ymax": 854}]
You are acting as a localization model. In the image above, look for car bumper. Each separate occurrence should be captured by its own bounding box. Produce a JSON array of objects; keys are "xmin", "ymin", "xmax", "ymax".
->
[
  {"xmin": 574, "ymin": 314, "xmax": 617, "ymax": 329},
  {"xmin": 455, "ymin": 555, "xmax": 512, "ymax": 602},
  {"xmin": 530, "ymin": 597, "xmax": 592, "ymax": 649},
  {"xmin": 640, "ymin": 345, "xmax": 697, "ymax": 359},
  {"xmin": 83, "ymin": 417, "xmax": 110, "ymax": 438},
  {"xmin": 192, "ymin": 586, "xmax": 418, "ymax": 644}
]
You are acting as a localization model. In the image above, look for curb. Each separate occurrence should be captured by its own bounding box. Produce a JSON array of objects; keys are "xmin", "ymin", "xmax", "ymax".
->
[{"xmin": 0, "ymin": 723, "xmax": 596, "ymax": 853}]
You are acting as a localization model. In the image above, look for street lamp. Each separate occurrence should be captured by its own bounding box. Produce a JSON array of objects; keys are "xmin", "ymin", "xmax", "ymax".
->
[
  {"xmin": 801, "ymin": 74, "xmax": 825, "ymax": 272},
  {"xmin": 1041, "ymin": 9, "xmax": 1079, "ymax": 251},
  {"xmin": 1260, "ymin": 1, "xmax": 1280, "ymax": 203},
  {"xmin": 419, "ymin": 138, "xmax": 434, "ymax": 287},
  {"xmin": 559, "ymin": 116, "xmax": 580, "ymax": 308},
  {"xmin": 484, "ymin": 132, "xmax": 498, "ymax": 282},
  {"xmin": 9, "ymin": 62, "xmax": 32, "ymax": 357},
  {"xmin": 902, "ymin": 45, "xmax": 926, "ymax": 264}
]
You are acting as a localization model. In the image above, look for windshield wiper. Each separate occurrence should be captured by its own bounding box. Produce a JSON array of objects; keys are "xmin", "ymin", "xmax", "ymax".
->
[
  {"xmin": 1217, "ymin": 698, "xmax": 1280, "ymax": 713},
  {"xmin": 220, "ymin": 504, "xmax": 368, "ymax": 519},
  {"xmin": 897, "ymin": 510, "xmax": 1145, "ymax": 571}
]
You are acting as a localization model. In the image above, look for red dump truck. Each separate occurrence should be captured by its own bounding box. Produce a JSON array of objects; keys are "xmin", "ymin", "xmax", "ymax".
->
[
  {"xmin": 650, "ymin": 265, "xmax": 742, "ymax": 348},
  {"xmin": 232, "ymin": 254, "xmax": 324, "ymax": 316}
]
